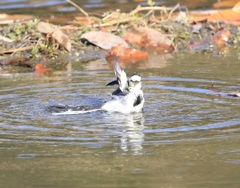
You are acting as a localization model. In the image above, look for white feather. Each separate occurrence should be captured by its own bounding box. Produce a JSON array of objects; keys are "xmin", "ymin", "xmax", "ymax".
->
[{"xmin": 101, "ymin": 59, "xmax": 144, "ymax": 113}]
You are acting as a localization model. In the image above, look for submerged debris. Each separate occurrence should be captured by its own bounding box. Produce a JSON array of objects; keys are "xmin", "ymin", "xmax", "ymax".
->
[{"xmin": 227, "ymin": 93, "xmax": 240, "ymax": 97}]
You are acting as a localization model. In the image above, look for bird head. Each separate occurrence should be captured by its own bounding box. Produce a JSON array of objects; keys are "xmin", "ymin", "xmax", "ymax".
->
[{"xmin": 128, "ymin": 73, "xmax": 142, "ymax": 92}]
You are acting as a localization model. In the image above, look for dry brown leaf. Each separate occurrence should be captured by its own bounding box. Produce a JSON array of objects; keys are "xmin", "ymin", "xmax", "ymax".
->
[
  {"xmin": 74, "ymin": 16, "xmax": 97, "ymax": 25},
  {"xmin": 0, "ymin": 13, "xmax": 35, "ymax": 25},
  {"xmin": 213, "ymin": 0, "xmax": 239, "ymax": 8},
  {"xmin": 232, "ymin": 1, "xmax": 240, "ymax": 11},
  {"xmin": 208, "ymin": 1, "xmax": 240, "ymax": 25},
  {"xmin": 5, "ymin": 57, "xmax": 32, "ymax": 68},
  {"xmin": 208, "ymin": 9, "xmax": 240, "ymax": 25},
  {"xmin": 124, "ymin": 27, "xmax": 174, "ymax": 53},
  {"xmin": 190, "ymin": 1, "xmax": 240, "ymax": 25},
  {"xmin": 0, "ymin": 35, "xmax": 14, "ymax": 43},
  {"xmin": 37, "ymin": 22, "xmax": 71, "ymax": 52},
  {"xmin": 43, "ymin": 16, "xmax": 74, "ymax": 25},
  {"xmin": 213, "ymin": 29, "xmax": 231, "ymax": 50},
  {"xmin": 189, "ymin": 15, "xmax": 208, "ymax": 23},
  {"xmin": 81, "ymin": 31, "xmax": 129, "ymax": 50},
  {"xmin": 188, "ymin": 11, "xmax": 210, "ymax": 23}
]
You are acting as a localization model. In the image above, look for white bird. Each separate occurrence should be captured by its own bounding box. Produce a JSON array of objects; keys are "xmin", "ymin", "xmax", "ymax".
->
[{"xmin": 101, "ymin": 59, "xmax": 144, "ymax": 113}]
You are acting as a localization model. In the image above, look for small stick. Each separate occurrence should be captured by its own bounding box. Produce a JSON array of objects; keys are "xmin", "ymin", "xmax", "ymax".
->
[
  {"xmin": 93, "ymin": 17, "xmax": 132, "ymax": 27},
  {"xmin": 168, "ymin": 3, "xmax": 180, "ymax": 19},
  {"xmin": 66, "ymin": 0, "xmax": 90, "ymax": 23},
  {"xmin": 0, "ymin": 35, "xmax": 14, "ymax": 43},
  {"xmin": 0, "ymin": 46, "xmax": 32, "ymax": 55},
  {"xmin": 60, "ymin": 25, "xmax": 83, "ymax": 30},
  {"xmin": 130, "ymin": 5, "xmax": 169, "ymax": 16},
  {"xmin": 211, "ymin": 83, "xmax": 222, "ymax": 98}
]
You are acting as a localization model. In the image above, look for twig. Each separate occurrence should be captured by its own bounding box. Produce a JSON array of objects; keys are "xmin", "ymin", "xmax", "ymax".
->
[
  {"xmin": 0, "ymin": 45, "xmax": 32, "ymax": 55},
  {"xmin": 168, "ymin": 3, "xmax": 180, "ymax": 19},
  {"xmin": 211, "ymin": 83, "xmax": 222, "ymax": 98},
  {"xmin": 0, "ymin": 35, "xmax": 14, "ymax": 43},
  {"xmin": 60, "ymin": 25, "xmax": 83, "ymax": 30},
  {"xmin": 66, "ymin": 0, "xmax": 90, "ymax": 23},
  {"xmin": 130, "ymin": 5, "xmax": 169, "ymax": 16},
  {"xmin": 93, "ymin": 17, "xmax": 132, "ymax": 28},
  {"xmin": 102, "ymin": 12, "xmax": 116, "ymax": 21}
]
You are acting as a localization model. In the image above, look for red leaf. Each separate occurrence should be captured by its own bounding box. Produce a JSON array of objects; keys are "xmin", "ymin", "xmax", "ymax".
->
[
  {"xmin": 124, "ymin": 27, "xmax": 174, "ymax": 53},
  {"xmin": 34, "ymin": 64, "xmax": 52, "ymax": 77},
  {"xmin": 213, "ymin": 29, "xmax": 231, "ymax": 50},
  {"xmin": 107, "ymin": 45, "xmax": 148, "ymax": 63}
]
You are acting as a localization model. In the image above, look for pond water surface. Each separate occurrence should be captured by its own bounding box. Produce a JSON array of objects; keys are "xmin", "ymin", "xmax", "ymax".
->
[
  {"xmin": 0, "ymin": 0, "xmax": 216, "ymax": 16},
  {"xmin": 0, "ymin": 53, "xmax": 240, "ymax": 187}
]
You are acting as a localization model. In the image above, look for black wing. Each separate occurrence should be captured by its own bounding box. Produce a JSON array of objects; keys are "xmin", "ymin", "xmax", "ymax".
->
[{"xmin": 133, "ymin": 94, "xmax": 143, "ymax": 107}]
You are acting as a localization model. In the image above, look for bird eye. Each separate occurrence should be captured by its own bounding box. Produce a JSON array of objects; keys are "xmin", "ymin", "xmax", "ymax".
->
[{"xmin": 130, "ymin": 80, "xmax": 140, "ymax": 84}]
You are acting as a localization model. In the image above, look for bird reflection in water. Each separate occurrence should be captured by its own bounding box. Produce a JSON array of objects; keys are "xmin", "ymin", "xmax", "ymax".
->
[{"xmin": 108, "ymin": 112, "xmax": 145, "ymax": 155}]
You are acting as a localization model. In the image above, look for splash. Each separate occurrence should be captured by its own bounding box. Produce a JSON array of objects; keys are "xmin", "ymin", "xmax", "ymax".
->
[{"xmin": 52, "ymin": 108, "xmax": 101, "ymax": 115}]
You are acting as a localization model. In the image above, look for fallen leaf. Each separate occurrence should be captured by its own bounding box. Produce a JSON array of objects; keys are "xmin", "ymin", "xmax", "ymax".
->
[
  {"xmin": 232, "ymin": 1, "xmax": 240, "ymax": 11},
  {"xmin": 187, "ymin": 9, "xmax": 220, "ymax": 24},
  {"xmin": 34, "ymin": 64, "xmax": 52, "ymax": 77},
  {"xmin": 5, "ymin": 57, "xmax": 32, "ymax": 68},
  {"xmin": 37, "ymin": 21, "xmax": 56, "ymax": 34},
  {"xmin": 208, "ymin": 1, "xmax": 240, "ymax": 25},
  {"xmin": 192, "ymin": 23, "xmax": 202, "ymax": 34},
  {"xmin": 190, "ymin": 16, "xmax": 208, "ymax": 23},
  {"xmin": 0, "ymin": 13, "xmax": 35, "ymax": 25},
  {"xmin": 107, "ymin": 45, "xmax": 148, "ymax": 62},
  {"xmin": 213, "ymin": 0, "xmax": 239, "ymax": 8},
  {"xmin": 124, "ymin": 27, "xmax": 174, "ymax": 53},
  {"xmin": 37, "ymin": 22, "xmax": 71, "ymax": 52},
  {"xmin": 43, "ymin": 16, "xmax": 74, "ymax": 25},
  {"xmin": 0, "ymin": 35, "xmax": 14, "ymax": 43},
  {"xmin": 80, "ymin": 31, "xmax": 129, "ymax": 50},
  {"xmin": 213, "ymin": 29, "xmax": 231, "ymax": 50},
  {"xmin": 208, "ymin": 9, "xmax": 240, "ymax": 25},
  {"xmin": 74, "ymin": 16, "xmax": 97, "ymax": 25}
]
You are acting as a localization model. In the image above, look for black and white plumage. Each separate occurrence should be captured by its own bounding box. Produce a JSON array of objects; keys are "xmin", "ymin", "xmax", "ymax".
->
[{"xmin": 101, "ymin": 59, "xmax": 144, "ymax": 113}]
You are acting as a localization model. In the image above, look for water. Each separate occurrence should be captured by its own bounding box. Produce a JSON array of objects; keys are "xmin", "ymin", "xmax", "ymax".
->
[
  {"xmin": 0, "ymin": 0, "xmax": 216, "ymax": 16},
  {"xmin": 0, "ymin": 53, "xmax": 240, "ymax": 187}
]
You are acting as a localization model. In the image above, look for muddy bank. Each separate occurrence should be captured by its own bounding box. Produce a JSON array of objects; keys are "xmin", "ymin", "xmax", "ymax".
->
[{"xmin": 0, "ymin": 4, "xmax": 240, "ymax": 74}]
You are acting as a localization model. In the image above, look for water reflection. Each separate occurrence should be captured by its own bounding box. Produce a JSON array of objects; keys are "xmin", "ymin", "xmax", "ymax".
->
[
  {"xmin": 0, "ymin": 0, "xmax": 66, "ymax": 10},
  {"xmin": 108, "ymin": 112, "xmax": 145, "ymax": 155},
  {"xmin": 0, "ymin": 0, "xmax": 216, "ymax": 16}
]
